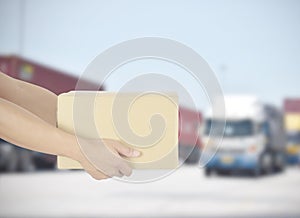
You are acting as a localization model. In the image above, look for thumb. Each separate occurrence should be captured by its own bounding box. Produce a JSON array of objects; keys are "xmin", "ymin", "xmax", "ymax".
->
[{"xmin": 114, "ymin": 142, "xmax": 141, "ymax": 158}]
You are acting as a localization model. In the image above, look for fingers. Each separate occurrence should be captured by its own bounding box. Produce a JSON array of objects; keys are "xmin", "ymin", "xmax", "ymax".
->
[
  {"xmin": 119, "ymin": 162, "xmax": 133, "ymax": 177},
  {"xmin": 88, "ymin": 160, "xmax": 131, "ymax": 178},
  {"xmin": 113, "ymin": 141, "xmax": 141, "ymax": 158},
  {"xmin": 81, "ymin": 139, "xmax": 137, "ymax": 180},
  {"xmin": 88, "ymin": 169, "xmax": 124, "ymax": 179},
  {"xmin": 87, "ymin": 170, "xmax": 110, "ymax": 180},
  {"xmin": 110, "ymin": 141, "xmax": 135, "ymax": 177}
]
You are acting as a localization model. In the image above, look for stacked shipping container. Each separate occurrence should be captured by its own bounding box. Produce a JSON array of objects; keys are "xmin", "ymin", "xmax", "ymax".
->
[
  {"xmin": 178, "ymin": 107, "xmax": 202, "ymax": 164},
  {"xmin": 0, "ymin": 55, "xmax": 203, "ymax": 171},
  {"xmin": 0, "ymin": 55, "xmax": 100, "ymax": 93},
  {"xmin": 284, "ymin": 99, "xmax": 300, "ymax": 164},
  {"xmin": 0, "ymin": 55, "xmax": 101, "ymax": 171}
]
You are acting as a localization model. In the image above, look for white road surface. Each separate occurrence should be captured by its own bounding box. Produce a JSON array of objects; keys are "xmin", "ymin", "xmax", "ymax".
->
[{"xmin": 0, "ymin": 166, "xmax": 300, "ymax": 218}]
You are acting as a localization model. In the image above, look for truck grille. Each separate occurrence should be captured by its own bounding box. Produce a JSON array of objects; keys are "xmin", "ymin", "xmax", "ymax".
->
[{"xmin": 216, "ymin": 147, "xmax": 245, "ymax": 155}]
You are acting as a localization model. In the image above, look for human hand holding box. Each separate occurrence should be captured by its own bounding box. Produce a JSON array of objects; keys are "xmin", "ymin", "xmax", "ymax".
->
[{"xmin": 57, "ymin": 91, "xmax": 178, "ymax": 169}]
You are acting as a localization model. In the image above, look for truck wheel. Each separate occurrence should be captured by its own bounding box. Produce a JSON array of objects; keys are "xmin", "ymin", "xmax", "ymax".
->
[
  {"xmin": 185, "ymin": 146, "xmax": 200, "ymax": 164},
  {"xmin": 261, "ymin": 152, "xmax": 273, "ymax": 175},
  {"xmin": 205, "ymin": 168, "xmax": 212, "ymax": 176},
  {"xmin": 0, "ymin": 143, "xmax": 18, "ymax": 172},
  {"xmin": 252, "ymin": 166, "xmax": 261, "ymax": 177},
  {"xmin": 273, "ymin": 153, "xmax": 285, "ymax": 172}
]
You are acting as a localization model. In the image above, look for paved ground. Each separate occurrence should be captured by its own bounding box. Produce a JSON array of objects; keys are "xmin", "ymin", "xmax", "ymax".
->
[{"xmin": 0, "ymin": 166, "xmax": 300, "ymax": 218}]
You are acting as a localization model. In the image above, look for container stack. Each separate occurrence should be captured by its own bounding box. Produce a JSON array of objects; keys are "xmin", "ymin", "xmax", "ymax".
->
[{"xmin": 284, "ymin": 99, "xmax": 300, "ymax": 164}]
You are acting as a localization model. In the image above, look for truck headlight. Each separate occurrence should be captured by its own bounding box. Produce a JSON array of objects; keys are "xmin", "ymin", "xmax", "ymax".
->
[{"xmin": 248, "ymin": 145, "xmax": 257, "ymax": 153}]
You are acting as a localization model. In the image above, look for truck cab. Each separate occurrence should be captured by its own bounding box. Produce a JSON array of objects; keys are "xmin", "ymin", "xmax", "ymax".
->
[{"xmin": 203, "ymin": 95, "xmax": 285, "ymax": 176}]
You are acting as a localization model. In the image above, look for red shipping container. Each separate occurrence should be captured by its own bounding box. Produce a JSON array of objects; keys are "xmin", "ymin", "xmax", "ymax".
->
[
  {"xmin": 178, "ymin": 107, "xmax": 202, "ymax": 164},
  {"xmin": 0, "ymin": 55, "xmax": 203, "ymax": 165},
  {"xmin": 0, "ymin": 55, "xmax": 101, "ymax": 171},
  {"xmin": 284, "ymin": 99, "xmax": 300, "ymax": 113},
  {"xmin": 0, "ymin": 55, "xmax": 101, "ymax": 94}
]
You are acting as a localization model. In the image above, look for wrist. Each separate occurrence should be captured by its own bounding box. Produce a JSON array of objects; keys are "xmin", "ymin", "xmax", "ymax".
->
[
  {"xmin": 56, "ymin": 128, "xmax": 84, "ymax": 162},
  {"xmin": 67, "ymin": 135, "xmax": 85, "ymax": 163}
]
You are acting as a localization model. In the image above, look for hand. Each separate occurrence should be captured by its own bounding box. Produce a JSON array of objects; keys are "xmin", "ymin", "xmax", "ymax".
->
[{"xmin": 74, "ymin": 138, "xmax": 140, "ymax": 180}]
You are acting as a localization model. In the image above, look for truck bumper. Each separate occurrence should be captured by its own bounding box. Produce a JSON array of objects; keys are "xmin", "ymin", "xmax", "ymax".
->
[
  {"xmin": 286, "ymin": 154, "xmax": 299, "ymax": 164},
  {"xmin": 205, "ymin": 153, "xmax": 258, "ymax": 170},
  {"xmin": 286, "ymin": 145, "xmax": 300, "ymax": 164}
]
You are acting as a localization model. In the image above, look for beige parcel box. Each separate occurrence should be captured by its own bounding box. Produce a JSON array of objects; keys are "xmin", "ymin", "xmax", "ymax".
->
[{"xmin": 57, "ymin": 91, "xmax": 178, "ymax": 169}]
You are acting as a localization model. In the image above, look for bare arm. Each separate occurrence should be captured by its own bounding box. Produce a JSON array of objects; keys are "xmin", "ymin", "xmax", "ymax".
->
[
  {"xmin": 0, "ymin": 72, "xmax": 57, "ymax": 126},
  {"xmin": 0, "ymin": 98, "xmax": 136, "ymax": 179},
  {"xmin": 0, "ymin": 98, "xmax": 79, "ymax": 159},
  {"xmin": 0, "ymin": 72, "xmax": 138, "ymax": 179}
]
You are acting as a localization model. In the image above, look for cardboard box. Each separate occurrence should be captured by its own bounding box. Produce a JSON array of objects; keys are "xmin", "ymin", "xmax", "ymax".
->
[{"xmin": 57, "ymin": 91, "xmax": 178, "ymax": 169}]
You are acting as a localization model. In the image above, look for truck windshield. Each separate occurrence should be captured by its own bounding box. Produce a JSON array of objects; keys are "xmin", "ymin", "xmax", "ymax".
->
[{"xmin": 205, "ymin": 119, "xmax": 254, "ymax": 137}]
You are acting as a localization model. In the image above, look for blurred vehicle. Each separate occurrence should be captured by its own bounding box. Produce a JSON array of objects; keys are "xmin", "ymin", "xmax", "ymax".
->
[
  {"xmin": 0, "ymin": 139, "xmax": 19, "ymax": 172},
  {"xmin": 178, "ymin": 107, "xmax": 202, "ymax": 164},
  {"xmin": 203, "ymin": 95, "xmax": 286, "ymax": 176},
  {"xmin": 0, "ymin": 55, "xmax": 100, "ymax": 172},
  {"xmin": 0, "ymin": 139, "xmax": 35, "ymax": 172},
  {"xmin": 284, "ymin": 99, "xmax": 300, "ymax": 164}
]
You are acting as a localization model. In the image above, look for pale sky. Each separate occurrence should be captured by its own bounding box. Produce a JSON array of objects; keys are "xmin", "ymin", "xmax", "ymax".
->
[{"xmin": 0, "ymin": 0, "xmax": 299, "ymax": 110}]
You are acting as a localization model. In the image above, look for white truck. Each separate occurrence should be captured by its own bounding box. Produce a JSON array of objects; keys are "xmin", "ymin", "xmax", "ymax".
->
[{"xmin": 203, "ymin": 95, "xmax": 285, "ymax": 176}]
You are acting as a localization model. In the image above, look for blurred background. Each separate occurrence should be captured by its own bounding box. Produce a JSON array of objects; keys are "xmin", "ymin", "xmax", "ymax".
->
[{"xmin": 0, "ymin": 0, "xmax": 300, "ymax": 217}]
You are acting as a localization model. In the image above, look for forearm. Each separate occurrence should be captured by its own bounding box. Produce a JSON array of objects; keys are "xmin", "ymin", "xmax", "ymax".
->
[
  {"xmin": 0, "ymin": 72, "xmax": 57, "ymax": 126},
  {"xmin": 0, "ymin": 98, "xmax": 80, "ymax": 160}
]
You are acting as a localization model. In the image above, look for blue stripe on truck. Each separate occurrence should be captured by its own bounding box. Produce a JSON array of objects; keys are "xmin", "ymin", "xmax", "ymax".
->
[{"xmin": 206, "ymin": 153, "xmax": 258, "ymax": 170}]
